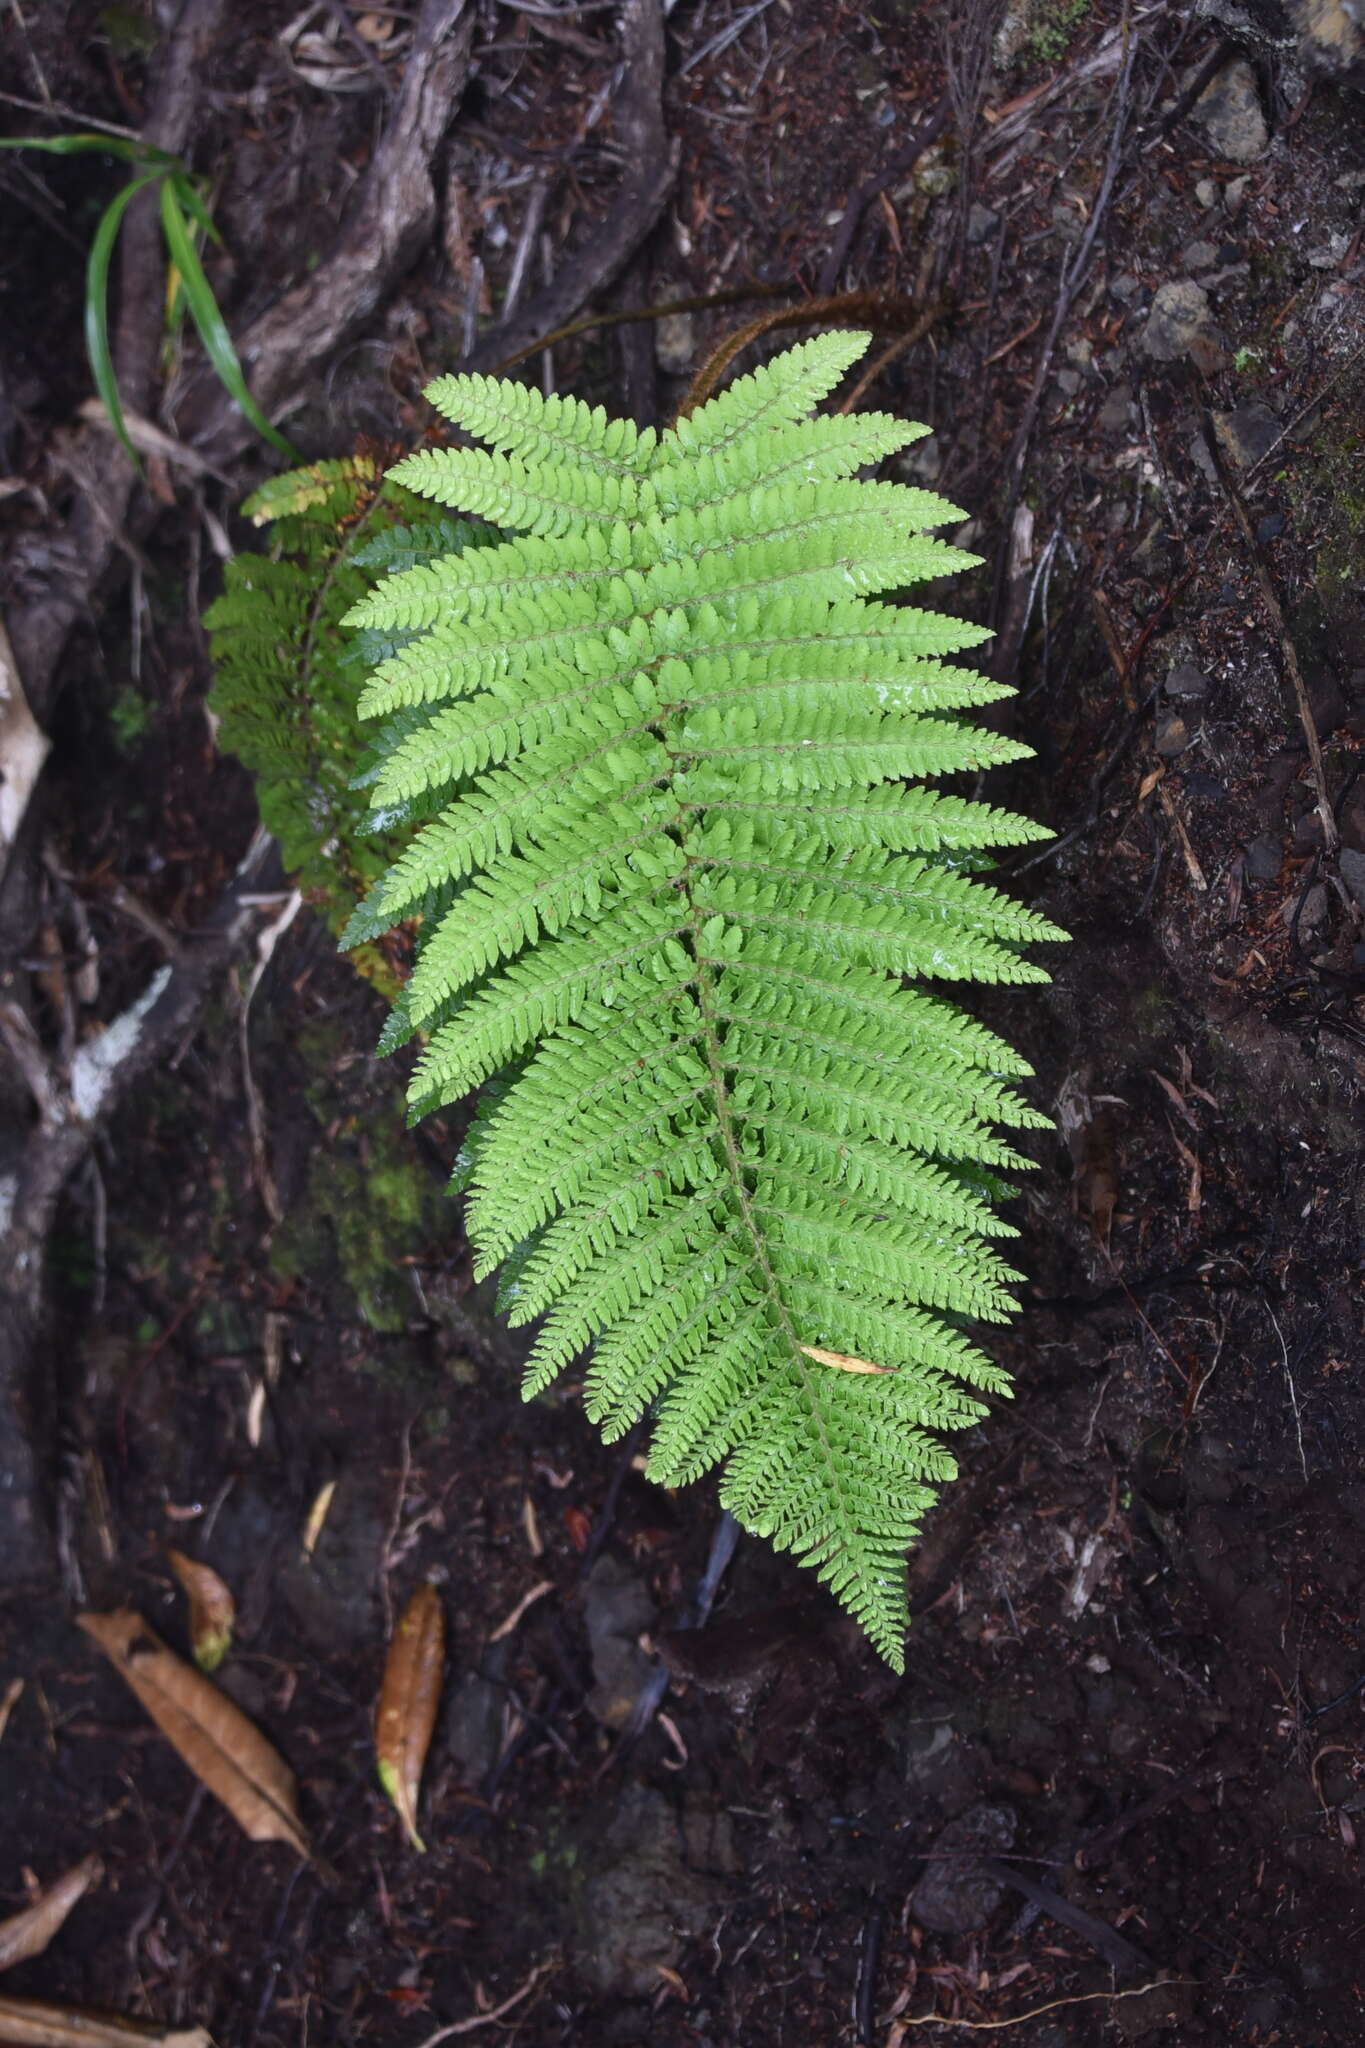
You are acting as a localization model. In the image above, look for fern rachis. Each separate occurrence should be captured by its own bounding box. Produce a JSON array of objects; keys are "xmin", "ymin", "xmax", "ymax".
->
[{"xmin": 301, "ymin": 330, "xmax": 1069, "ymax": 1667}]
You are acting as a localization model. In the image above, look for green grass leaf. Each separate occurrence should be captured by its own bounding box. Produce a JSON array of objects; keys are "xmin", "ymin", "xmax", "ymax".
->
[
  {"xmin": 85, "ymin": 167, "xmax": 165, "ymax": 466},
  {"xmin": 159, "ymin": 177, "xmax": 297, "ymax": 459}
]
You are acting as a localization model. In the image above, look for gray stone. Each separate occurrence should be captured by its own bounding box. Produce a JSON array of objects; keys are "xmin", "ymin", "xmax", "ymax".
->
[
  {"xmin": 576, "ymin": 1785, "xmax": 714, "ymax": 1996},
  {"xmin": 1097, "ymin": 384, "xmax": 1136, "ymax": 438},
  {"xmin": 1154, "ymin": 710, "xmax": 1191, "ymax": 757},
  {"xmin": 1339, "ymin": 848, "xmax": 1365, "ymax": 911},
  {"xmin": 1195, "ymin": 177, "xmax": 1220, "ymax": 208},
  {"xmin": 446, "ymin": 1644, "xmax": 510, "ymax": 1785},
  {"xmin": 1165, "ymin": 661, "xmax": 1210, "ymax": 699},
  {"xmin": 1053, "ymin": 367, "xmax": 1082, "ymax": 398},
  {"xmin": 1109, "ymin": 271, "xmax": 1143, "ymax": 304},
  {"xmin": 1293, "ymin": 0, "xmax": 1365, "ymax": 81},
  {"xmin": 1194, "ymin": 57, "xmax": 1270, "ymax": 161},
  {"xmin": 914, "ymin": 142, "xmax": 956, "ymax": 197},
  {"xmin": 911, "ymin": 1803, "xmax": 1016, "ymax": 1933},
  {"xmin": 1214, "ymin": 403, "xmax": 1282, "ymax": 469},
  {"xmin": 1183, "ymin": 238, "xmax": 1219, "ymax": 271},
  {"xmin": 655, "ymin": 312, "xmax": 695, "ymax": 376},
  {"xmin": 1141, "ymin": 279, "xmax": 1219, "ymax": 363},
  {"xmin": 967, "ymin": 202, "xmax": 999, "ymax": 245},
  {"xmin": 1282, "ymin": 881, "xmax": 1328, "ymax": 931},
  {"xmin": 584, "ymin": 1552, "xmax": 656, "ymax": 1729},
  {"xmin": 1244, "ymin": 833, "xmax": 1284, "ymax": 884}
]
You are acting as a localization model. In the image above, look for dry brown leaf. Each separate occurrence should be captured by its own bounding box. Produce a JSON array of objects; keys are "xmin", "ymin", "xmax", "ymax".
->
[
  {"xmin": 376, "ymin": 1584, "xmax": 444, "ymax": 1851},
  {"xmin": 0, "ymin": 1996, "xmax": 210, "ymax": 2046},
  {"xmin": 302, "ymin": 1479, "xmax": 336, "ymax": 1560},
  {"xmin": 798, "ymin": 1344, "xmax": 894, "ymax": 1375},
  {"xmin": 166, "ymin": 1551, "xmax": 235, "ymax": 1673},
  {"xmin": 0, "ymin": 1855, "xmax": 102, "ymax": 1973},
  {"xmin": 77, "ymin": 1610, "xmax": 308, "ymax": 1857},
  {"xmin": 0, "ymin": 1678, "xmax": 21, "ymax": 1744}
]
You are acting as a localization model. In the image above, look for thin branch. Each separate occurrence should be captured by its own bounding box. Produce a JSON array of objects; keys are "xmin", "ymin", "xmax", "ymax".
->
[
  {"xmin": 413, "ymin": 1959, "xmax": 558, "ymax": 2044},
  {"xmin": 897, "ymin": 1979, "xmax": 1192, "ymax": 2031}
]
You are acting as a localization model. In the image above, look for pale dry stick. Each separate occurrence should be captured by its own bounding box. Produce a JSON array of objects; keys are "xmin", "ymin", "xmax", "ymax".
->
[
  {"xmin": 1268, "ymin": 1302, "xmax": 1308, "ymax": 1485},
  {"xmin": 891, "ymin": 1979, "xmax": 1192, "ymax": 2034},
  {"xmin": 413, "ymin": 1958, "xmax": 559, "ymax": 2044},
  {"xmin": 990, "ymin": 11, "xmax": 1140, "ymax": 620},
  {"xmin": 1156, "ymin": 782, "xmax": 1208, "ymax": 894},
  {"xmin": 237, "ymin": 888, "xmax": 303, "ymax": 1227}
]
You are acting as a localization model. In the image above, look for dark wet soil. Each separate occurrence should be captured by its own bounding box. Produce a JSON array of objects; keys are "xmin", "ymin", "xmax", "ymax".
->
[{"xmin": 3, "ymin": 2, "xmax": 1365, "ymax": 2043}]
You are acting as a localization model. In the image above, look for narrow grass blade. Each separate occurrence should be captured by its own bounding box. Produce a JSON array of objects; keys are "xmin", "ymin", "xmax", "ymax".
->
[
  {"xmin": 86, "ymin": 169, "xmax": 165, "ymax": 467},
  {"xmin": 159, "ymin": 176, "xmax": 297, "ymax": 459},
  {"xmin": 0, "ymin": 134, "xmax": 177, "ymax": 164}
]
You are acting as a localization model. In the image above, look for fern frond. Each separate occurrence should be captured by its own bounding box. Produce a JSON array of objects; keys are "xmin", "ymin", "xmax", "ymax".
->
[{"xmin": 342, "ymin": 330, "xmax": 1063, "ymax": 1668}]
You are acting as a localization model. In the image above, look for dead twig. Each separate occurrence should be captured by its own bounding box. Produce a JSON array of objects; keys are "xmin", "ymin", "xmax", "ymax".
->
[
  {"xmin": 1201, "ymin": 420, "xmax": 1338, "ymax": 854},
  {"xmin": 184, "ymin": 0, "xmax": 473, "ymax": 457},
  {"xmin": 990, "ymin": 13, "xmax": 1140, "ymax": 624},
  {"xmin": 0, "ymin": 830, "xmax": 279, "ymax": 1581},
  {"xmin": 816, "ymin": 97, "xmax": 952, "ymax": 297},
  {"xmin": 894, "ymin": 1979, "xmax": 1190, "ymax": 2032},
  {"xmin": 412, "ymin": 1958, "xmax": 558, "ymax": 2044},
  {"xmin": 467, "ymin": 0, "xmax": 676, "ymax": 376}
]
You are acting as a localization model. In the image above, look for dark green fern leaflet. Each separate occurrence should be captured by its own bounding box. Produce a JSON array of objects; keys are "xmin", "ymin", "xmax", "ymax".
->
[
  {"xmin": 345, "ymin": 334, "xmax": 1065, "ymax": 1666},
  {"xmin": 205, "ymin": 458, "xmax": 492, "ymax": 988}
]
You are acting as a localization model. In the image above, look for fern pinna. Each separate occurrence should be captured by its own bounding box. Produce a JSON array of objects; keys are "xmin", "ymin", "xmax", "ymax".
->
[
  {"xmin": 342, "ymin": 331, "xmax": 1063, "ymax": 1665},
  {"xmin": 205, "ymin": 458, "xmax": 491, "ymax": 991}
]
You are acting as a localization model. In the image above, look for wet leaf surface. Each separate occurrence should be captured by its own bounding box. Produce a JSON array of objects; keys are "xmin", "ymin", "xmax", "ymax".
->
[
  {"xmin": 0, "ymin": 1856, "xmax": 102, "ymax": 1972},
  {"xmin": 166, "ymin": 1552, "xmax": 235, "ymax": 1673},
  {"xmin": 375, "ymin": 1584, "xmax": 444, "ymax": 1852},
  {"xmin": 0, "ymin": 1997, "xmax": 211, "ymax": 2046},
  {"xmin": 76, "ymin": 1611, "xmax": 308, "ymax": 1857}
]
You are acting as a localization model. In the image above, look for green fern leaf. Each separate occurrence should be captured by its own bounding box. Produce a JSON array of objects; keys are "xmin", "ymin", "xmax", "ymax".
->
[{"xmin": 345, "ymin": 332, "xmax": 1064, "ymax": 1668}]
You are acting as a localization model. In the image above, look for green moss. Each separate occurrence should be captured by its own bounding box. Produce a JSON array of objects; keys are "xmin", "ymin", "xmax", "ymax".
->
[
  {"xmin": 1026, "ymin": 0, "xmax": 1089, "ymax": 64},
  {"xmin": 269, "ymin": 1016, "xmax": 446, "ymax": 1334}
]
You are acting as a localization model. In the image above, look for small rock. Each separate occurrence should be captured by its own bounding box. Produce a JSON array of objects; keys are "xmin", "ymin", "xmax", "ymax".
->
[
  {"xmin": 1293, "ymin": 809, "xmax": 1325, "ymax": 854},
  {"xmin": 1053, "ymin": 366, "xmax": 1082, "ymax": 398},
  {"xmin": 584, "ymin": 1553, "xmax": 656, "ymax": 1730},
  {"xmin": 992, "ymin": 1, "xmax": 1033, "ymax": 68},
  {"xmin": 914, "ymin": 141, "xmax": 956, "ymax": 197},
  {"xmin": 966, "ymin": 202, "xmax": 999, "ymax": 245},
  {"xmin": 446, "ymin": 1643, "xmax": 511, "ymax": 1786},
  {"xmin": 682, "ymin": 1797, "xmax": 742, "ymax": 1875},
  {"xmin": 899, "ymin": 436, "xmax": 941, "ymax": 484},
  {"xmin": 1195, "ymin": 177, "xmax": 1219, "ymax": 208},
  {"xmin": 1340, "ymin": 848, "xmax": 1365, "ymax": 912},
  {"xmin": 911, "ymin": 1803, "xmax": 1017, "ymax": 1934},
  {"xmin": 576, "ymin": 1786, "xmax": 714, "ymax": 1997},
  {"xmin": 1097, "ymin": 384, "xmax": 1136, "ymax": 438},
  {"xmin": 1257, "ymin": 511, "xmax": 1285, "ymax": 542},
  {"xmin": 1214, "ymin": 402, "xmax": 1282, "ymax": 469},
  {"xmin": 655, "ymin": 311, "xmax": 695, "ymax": 376},
  {"xmin": 1066, "ymin": 336, "xmax": 1093, "ymax": 368},
  {"xmin": 1244, "ymin": 833, "xmax": 1283, "ymax": 884},
  {"xmin": 1194, "ymin": 57, "xmax": 1269, "ymax": 162},
  {"xmin": 1153, "ymin": 710, "xmax": 1190, "ymax": 757},
  {"xmin": 1282, "ymin": 881, "xmax": 1328, "ymax": 931},
  {"xmin": 1109, "ymin": 271, "xmax": 1143, "ymax": 304},
  {"xmin": 1183, "ymin": 238, "xmax": 1218, "ymax": 272},
  {"xmin": 1223, "ymin": 173, "xmax": 1251, "ymax": 213},
  {"xmin": 1141, "ymin": 279, "xmax": 1221, "ymax": 364},
  {"xmin": 1165, "ymin": 661, "xmax": 1209, "ymax": 700}
]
